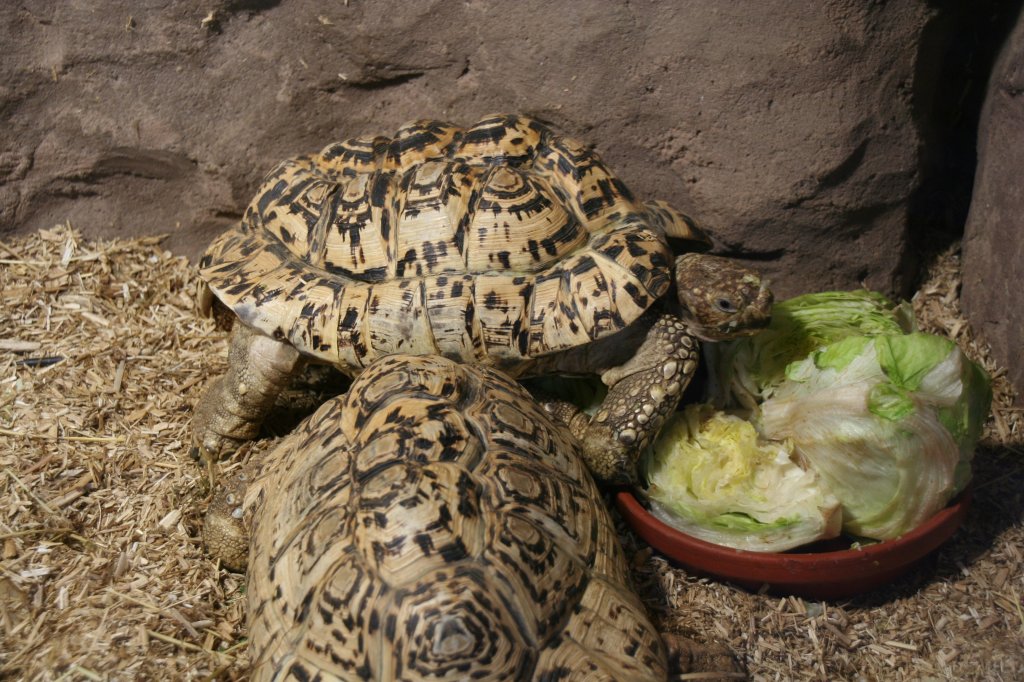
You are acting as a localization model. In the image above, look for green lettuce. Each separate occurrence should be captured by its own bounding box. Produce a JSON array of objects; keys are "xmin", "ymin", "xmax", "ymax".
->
[
  {"xmin": 760, "ymin": 332, "xmax": 991, "ymax": 539},
  {"xmin": 713, "ymin": 290, "xmax": 914, "ymax": 408},
  {"xmin": 643, "ymin": 405, "xmax": 842, "ymax": 552}
]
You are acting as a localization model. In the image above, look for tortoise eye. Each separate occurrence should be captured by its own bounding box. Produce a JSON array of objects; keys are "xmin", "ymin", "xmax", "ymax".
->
[{"xmin": 715, "ymin": 298, "xmax": 737, "ymax": 313}]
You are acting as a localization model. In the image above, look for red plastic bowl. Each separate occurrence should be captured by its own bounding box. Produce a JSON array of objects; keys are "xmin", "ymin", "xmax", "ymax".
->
[{"xmin": 615, "ymin": 488, "xmax": 971, "ymax": 600}]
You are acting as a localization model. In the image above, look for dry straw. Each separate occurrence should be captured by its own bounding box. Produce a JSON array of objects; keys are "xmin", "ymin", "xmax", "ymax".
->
[{"xmin": 1, "ymin": 225, "xmax": 1021, "ymax": 680}]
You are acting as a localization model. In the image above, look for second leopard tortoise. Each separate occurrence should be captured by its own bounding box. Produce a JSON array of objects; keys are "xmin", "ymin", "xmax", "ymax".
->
[
  {"xmin": 204, "ymin": 354, "xmax": 743, "ymax": 681},
  {"xmin": 193, "ymin": 113, "xmax": 772, "ymax": 484}
]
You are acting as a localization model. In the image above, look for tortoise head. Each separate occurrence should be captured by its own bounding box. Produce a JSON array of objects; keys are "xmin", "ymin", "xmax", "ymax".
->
[{"xmin": 673, "ymin": 253, "xmax": 773, "ymax": 341}]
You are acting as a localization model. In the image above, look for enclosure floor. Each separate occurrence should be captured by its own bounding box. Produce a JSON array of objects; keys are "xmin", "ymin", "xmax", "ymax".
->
[{"xmin": 1, "ymin": 225, "xmax": 1021, "ymax": 680}]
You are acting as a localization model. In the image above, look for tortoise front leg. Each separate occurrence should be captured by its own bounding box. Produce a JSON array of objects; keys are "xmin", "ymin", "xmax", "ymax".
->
[
  {"xmin": 192, "ymin": 324, "xmax": 303, "ymax": 464},
  {"xmin": 544, "ymin": 314, "xmax": 699, "ymax": 484}
]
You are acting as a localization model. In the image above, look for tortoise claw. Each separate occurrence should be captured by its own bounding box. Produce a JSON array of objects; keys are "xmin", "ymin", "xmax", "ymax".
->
[
  {"xmin": 202, "ymin": 469, "xmax": 251, "ymax": 572},
  {"xmin": 542, "ymin": 399, "xmax": 635, "ymax": 485}
]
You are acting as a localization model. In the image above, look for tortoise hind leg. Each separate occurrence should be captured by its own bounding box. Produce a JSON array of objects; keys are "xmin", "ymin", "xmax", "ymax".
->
[
  {"xmin": 192, "ymin": 324, "xmax": 303, "ymax": 464},
  {"xmin": 203, "ymin": 468, "xmax": 251, "ymax": 572},
  {"xmin": 543, "ymin": 313, "xmax": 699, "ymax": 484},
  {"xmin": 663, "ymin": 633, "xmax": 746, "ymax": 679}
]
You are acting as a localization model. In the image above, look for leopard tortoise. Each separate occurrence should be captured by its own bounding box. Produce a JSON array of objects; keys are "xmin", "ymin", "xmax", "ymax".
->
[
  {"xmin": 204, "ymin": 354, "xmax": 741, "ymax": 681},
  {"xmin": 193, "ymin": 113, "xmax": 772, "ymax": 483}
]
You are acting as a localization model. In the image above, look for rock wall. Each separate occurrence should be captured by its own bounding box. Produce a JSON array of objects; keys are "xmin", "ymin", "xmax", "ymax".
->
[
  {"xmin": 962, "ymin": 10, "xmax": 1024, "ymax": 403},
  {"xmin": 2, "ymin": 1, "xmax": 939, "ymax": 297}
]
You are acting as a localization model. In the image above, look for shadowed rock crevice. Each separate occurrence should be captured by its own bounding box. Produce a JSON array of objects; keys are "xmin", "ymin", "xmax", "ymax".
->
[
  {"xmin": 903, "ymin": 0, "xmax": 1024, "ymax": 294},
  {"xmin": 224, "ymin": 0, "xmax": 283, "ymax": 12},
  {"xmin": 91, "ymin": 149, "xmax": 197, "ymax": 180},
  {"xmin": 344, "ymin": 71, "xmax": 426, "ymax": 91}
]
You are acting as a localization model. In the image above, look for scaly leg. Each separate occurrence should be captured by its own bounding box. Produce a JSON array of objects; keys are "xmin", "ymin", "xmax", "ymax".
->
[
  {"xmin": 203, "ymin": 468, "xmax": 251, "ymax": 572},
  {"xmin": 662, "ymin": 633, "xmax": 746, "ymax": 679},
  {"xmin": 192, "ymin": 324, "xmax": 303, "ymax": 464},
  {"xmin": 543, "ymin": 313, "xmax": 699, "ymax": 484}
]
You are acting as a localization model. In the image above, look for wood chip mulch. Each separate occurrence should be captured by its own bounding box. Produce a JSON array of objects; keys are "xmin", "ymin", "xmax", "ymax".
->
[{"xmin": 1, "ymin": 225, "xmax": 1021, "ymax": 680}]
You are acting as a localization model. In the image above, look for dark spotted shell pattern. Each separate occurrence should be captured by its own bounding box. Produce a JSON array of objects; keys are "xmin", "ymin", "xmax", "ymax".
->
[
  {"xmin": 242, "ymin": 354, "xmax": 668, "ymax": 681},
  {"xmin": 199, "ymin": 114, "xmax": 675, "ymax": 374}
]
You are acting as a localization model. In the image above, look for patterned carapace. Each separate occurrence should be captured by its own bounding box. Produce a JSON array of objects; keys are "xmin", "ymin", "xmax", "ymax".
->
[
  {"xmin": 199, "ymin": 114, "xmax": 693, "ymax": 372},
  {"xmin": 224, "ymin": 354, "xmax": 670, "ymax": 680}
]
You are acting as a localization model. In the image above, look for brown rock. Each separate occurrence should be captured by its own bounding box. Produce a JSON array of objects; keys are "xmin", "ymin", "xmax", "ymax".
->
[
  {"xmin": 962, "ymin": 14, "xmax": 1024, "ymax": 403},
  {"xmin": 1, "ymin": 1, "xmax": 937, "ymax": 296}
]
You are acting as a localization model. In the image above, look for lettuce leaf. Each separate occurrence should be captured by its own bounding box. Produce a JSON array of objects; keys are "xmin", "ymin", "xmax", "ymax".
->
[{"xmin": 714, "ymin": 290, "xmax": 913, "ymax": 408}]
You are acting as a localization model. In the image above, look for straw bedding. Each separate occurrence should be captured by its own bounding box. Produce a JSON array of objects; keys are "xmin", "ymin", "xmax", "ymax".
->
[{"xmin": 1, "ymin": 224, "xmax": 1021, "ymax": 680}]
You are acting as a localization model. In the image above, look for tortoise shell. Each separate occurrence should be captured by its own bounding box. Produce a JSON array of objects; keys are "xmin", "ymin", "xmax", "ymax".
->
[
  {"xmin": 199, "ymin": 114, "xmax": 709, "ymax": 373},
  {"xmin": 242, "ymin": 354, "xmax": 669, "ymax": 680}
]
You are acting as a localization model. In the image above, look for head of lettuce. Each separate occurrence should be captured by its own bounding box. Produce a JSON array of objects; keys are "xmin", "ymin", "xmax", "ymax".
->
[{"xmin": 758, "ymin": 331, "xmax": 990, "ymax": 539}]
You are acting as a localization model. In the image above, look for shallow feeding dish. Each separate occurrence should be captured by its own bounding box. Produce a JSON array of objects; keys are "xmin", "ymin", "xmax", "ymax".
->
[{"xmin": 616, "ymin": 487, "xmax": 971, "ymax": 600}]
